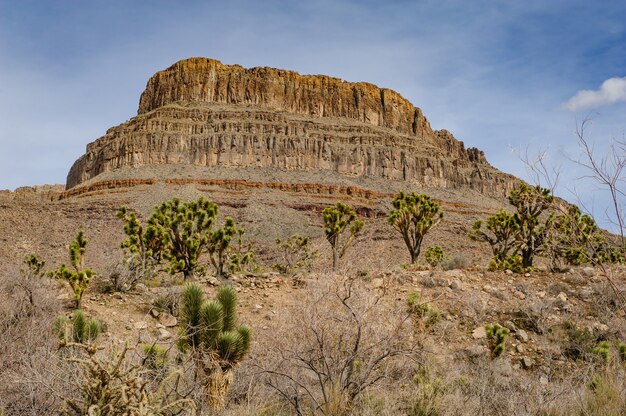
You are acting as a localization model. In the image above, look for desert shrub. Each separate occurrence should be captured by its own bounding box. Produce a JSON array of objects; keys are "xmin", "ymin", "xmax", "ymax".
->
[
  {"xmin": 177, "ymin": 284, "xmax": 251, "ymax": 410},
  {"xmin": 389, "ymin": 192, "xmax": 443, "ymax": 264},
  {"xmin": 558, "ymin": 321, "xmax": 596, "ymax": 361},
  {"xmin": 260, "ymin": 276, "xmax": 420, "ymax": 414},
  {"xmin": 152, "ymin": 288, "xmax": 180, "ymax": 316},
  {"xmin": 105, "ymin": 253, "xmax": 156, "ymax": 293},
  {"xmin": 424, "ymin": 246, "xmax": 444, "ymax": 268},
  {"xmin": 0, "ymin": 271, "xmax": 67, "ymax": 415},
  {"xmin": 407, "ymin": 292, "xmax": 441, "ymax": 330},
  {"xmin": 47, "ymin": 230, "xmax": 95, "ymax": 308},
  {"xmin": 485, "ymin": 323, "xmax": 509, "ymax": 358},
  {"xmin": 576, "ymin": 371, "xmax": 626, "ymax": 416},
  {"xmin": 441, "ymin": 254, "xmax": 470, "ymax": 271},
  {"xmin": 594, "ymin": 341, "xmax": 611, "ymax": 362},
  {"xmin": 410, "ymin": 367, "xmax": 446, "ymax": 416},
  {"xmin": 322, "ymin": 202, "xmax": 364, "ymax": 271},
  {"xmin": 273, "ymin": 233, "xmax": 316, "ymax": 274}
]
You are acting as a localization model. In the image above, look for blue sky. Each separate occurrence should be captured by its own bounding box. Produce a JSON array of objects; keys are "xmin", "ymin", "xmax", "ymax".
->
[{"xmin": 1, "ymin": 1, "xmax": 625, "ymax": 222}]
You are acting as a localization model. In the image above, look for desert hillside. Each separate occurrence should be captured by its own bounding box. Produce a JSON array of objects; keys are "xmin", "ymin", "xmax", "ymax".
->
[{"xmin": 0, "ymin": 59, "xmax": 624, "ymax": 416}]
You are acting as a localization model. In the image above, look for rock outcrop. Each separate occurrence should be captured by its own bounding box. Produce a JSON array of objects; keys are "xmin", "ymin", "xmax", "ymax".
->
[{"xmin": 66, "ymin": 58, "xmax": 516, "ymax": 195}]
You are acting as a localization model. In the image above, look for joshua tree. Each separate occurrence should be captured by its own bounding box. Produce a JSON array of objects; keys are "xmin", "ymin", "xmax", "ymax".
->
[
  {"xmin": 145, "ymin": 197, "xmax": 218, "ymax": 280},
  {"xmin": 178, "ymin": 283, "xmax": 251, "ymax": 410},
  {"xmin": 508, "ymin": 184, "xmax": 554, "ymax": 268},
  {"xmin": 469, "ymin": 184, "xmax": 555, "ymax": 271},
  {"xmin": 48, "ymin": 230, "xmax": 95, "ymax": 308},
  {"xmin": 322, "ymin": 202, "xmax": 364, "ymax": 271},
  {"xmin": 17, "ymin": 254, "xmax": 45, "ymax": 306},
  {"xmin": 388, "ymin": 192, "xmax": 443, "ymax": 264},
  {"xmin": 115, "ymin": 207, "xmax": 162, "ymax": 288},
  {"xmin": 468, "ymin": 209, "xmax": 520, "ymax": 270},
  {"xmin": 208, "ymin": 217, "xmax": 238, "ymax": 277}
]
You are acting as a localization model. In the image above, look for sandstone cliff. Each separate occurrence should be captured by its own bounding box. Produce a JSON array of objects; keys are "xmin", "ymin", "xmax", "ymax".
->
[{"xmin": 67, "ymin": 58, "xmax": 516, "ymax": 195}]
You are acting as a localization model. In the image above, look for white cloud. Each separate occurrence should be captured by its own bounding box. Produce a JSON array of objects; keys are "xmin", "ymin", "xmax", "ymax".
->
[{"xmin": 565, "ymin": 76, "xmax": 626, "ymax": 111}]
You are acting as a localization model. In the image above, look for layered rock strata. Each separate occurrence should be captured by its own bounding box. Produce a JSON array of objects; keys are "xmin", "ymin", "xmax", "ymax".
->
[{"xmin": 67, "ymin": 58, "xmax": 516, "ymax": 195}]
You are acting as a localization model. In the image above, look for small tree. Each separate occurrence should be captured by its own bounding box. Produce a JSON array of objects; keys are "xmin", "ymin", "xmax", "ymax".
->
[
  {"xmin": 322, "ymin": 202, "xmax": 364, "ymax": 271},
  {"xmin": 468, "ymin": 209, "xmax": 520, "ymax": 270},
  {"xmin": 227, "ymin": 228, "xmax": 256, "ymax": 274},
  {"xmin": 146, "ymin": 197, "xmax": 218, "ymax": 280},
  {"xmin": 388, "ymin": 192, "xmax": 443, "ymax": 264},
  {"xmin": 48, "ymin": 230, "xmax": 95, "ymax": 308},
  {"xmin": 508, "ymin": 184, "xmax": 554, "ymax": 268},
  {"xmin": 208, "ymin": 217, "xmax": 237, "ymax": 277},
  {"xmin": 178, "ymin": 284, "xmax": 251, "ymax": 410},
  {"xmin": 115, "ymin": 207, "xmax": 162, "ymax": 289},
  {"xmin": 17, "ymin": 254, "xmax": 45, "ymax": 306}
]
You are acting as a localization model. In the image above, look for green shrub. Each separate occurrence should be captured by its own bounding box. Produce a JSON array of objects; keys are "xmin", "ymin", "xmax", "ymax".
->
[
  {"xmin": 485, "ymin": 323, "xmax": 510, "ymax": 358},
  {"xmin": 424, "ymin": 246, "xmax": 444, "ymax": 268}
]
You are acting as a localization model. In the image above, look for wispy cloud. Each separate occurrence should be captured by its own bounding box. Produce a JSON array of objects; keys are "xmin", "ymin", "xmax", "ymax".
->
[{"xmin": 564, "ymin": 76, "xmax": 626, "ymax": 111}]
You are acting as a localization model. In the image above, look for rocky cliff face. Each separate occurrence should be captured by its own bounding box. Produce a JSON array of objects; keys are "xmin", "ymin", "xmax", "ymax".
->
[{"xmin": 67, "ymin": 58, "xmax": 515, "ymax": 195}]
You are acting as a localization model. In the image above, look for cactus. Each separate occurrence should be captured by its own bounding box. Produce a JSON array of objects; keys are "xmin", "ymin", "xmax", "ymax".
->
[
  {"xmin": 178, "ymin": 284, "xmax": 250, "ymax": 365},
  {"xmin": 178, "ymin": 283, "xmax": 251, "ymax": 410},
  {"xmin": 389, "ymin": 192, "xmax": 443, "ymax": 264},
  {"xmin": 323, "ymin": 202, "xmax": 364, "ymax": 271},
  {"xmin": 47, "ymin": 230, "xmax": 95, "ymax": 308},
  {"xmin": 485, "ymin": 323, "xmax": 510, "ymax": 358}
]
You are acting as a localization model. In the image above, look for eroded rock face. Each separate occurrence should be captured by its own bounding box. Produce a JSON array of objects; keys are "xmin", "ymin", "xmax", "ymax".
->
[{"xmin": 66, "ymin": 58, "xmax": 516, "ymax": 195}]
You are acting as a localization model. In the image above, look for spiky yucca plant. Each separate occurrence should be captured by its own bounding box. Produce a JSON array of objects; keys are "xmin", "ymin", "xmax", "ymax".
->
[
  {"xmin": 178, "ymin": 283, "xmax": 251, "ymax": 409},
  {"xmin": 54, "ymin": 310, "xmax": 102, "ymax": 349}
]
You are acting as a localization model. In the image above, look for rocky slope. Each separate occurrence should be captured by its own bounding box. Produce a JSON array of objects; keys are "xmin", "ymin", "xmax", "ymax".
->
[{"xmin": 66, "ymin": 58, "xmax": 516, "ymax": 195}]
